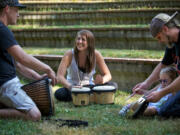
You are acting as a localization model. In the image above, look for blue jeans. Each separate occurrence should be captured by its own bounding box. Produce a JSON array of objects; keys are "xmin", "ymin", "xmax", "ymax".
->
[{"xmin": 159, "ymin": 91, "xmax": 180, "ymax": 118}]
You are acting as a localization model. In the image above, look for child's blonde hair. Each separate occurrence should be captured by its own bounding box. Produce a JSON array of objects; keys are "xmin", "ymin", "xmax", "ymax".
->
[{"xmin": 160, "ymin": 66, "xmax": 178, "ymax": 80}]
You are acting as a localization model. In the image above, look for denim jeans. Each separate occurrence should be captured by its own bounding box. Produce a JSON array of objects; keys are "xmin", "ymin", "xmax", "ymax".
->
[{"xmin": 159, "ymin": 90, "xmax": 180, "ymax": 118}]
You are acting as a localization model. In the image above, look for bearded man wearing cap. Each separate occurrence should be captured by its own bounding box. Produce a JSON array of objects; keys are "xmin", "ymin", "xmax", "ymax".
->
[
  {"xmin": 0, "ymin": 0, "xmax": 57, "ymax": 121},
  {"xmin": 132, "ymin": 11, "xmax": 180, "ymax": 118}
]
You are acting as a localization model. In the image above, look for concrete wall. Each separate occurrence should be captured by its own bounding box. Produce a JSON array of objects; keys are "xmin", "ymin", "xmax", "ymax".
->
[
  {"xmin": 34, "ymin": 55, "xmax": 160, "ymax": 92},
  {"xmin": 13, "ymin": 27, "xmax": 165, "ymax": 50},
  {"xmin": 18, "ymin": 9, "xmax": 180, "ymax": 26},
  {"xmin": 20, "ymin": 0, "xmax": 180, "ymax": 11}
]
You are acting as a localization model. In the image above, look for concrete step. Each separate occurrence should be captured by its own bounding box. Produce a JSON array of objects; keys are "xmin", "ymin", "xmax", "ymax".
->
[
  {"xmin": 20, "ymin": 0, "xmax": 180, "ymax": 11},
  {"xmin": 20, "ymin": 0, "xmax": 123, "ymax": 1},
  {"xmin": 12, "ymin": 27, "xmax": 164, "ymax": 50},
  {"xmin": 18, "ymin": 8, "xmax": 180, "ymax": 26}
]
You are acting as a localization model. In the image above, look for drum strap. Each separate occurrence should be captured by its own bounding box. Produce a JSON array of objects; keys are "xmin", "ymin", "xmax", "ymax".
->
[{"xmin": 45, "ymin": 118, "xmax": 88, "ymax": 127}]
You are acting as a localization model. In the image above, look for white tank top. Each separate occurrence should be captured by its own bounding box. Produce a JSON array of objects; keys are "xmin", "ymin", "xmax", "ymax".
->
[{"xmin": 66, "ymin": 49, "xmax": 96, "ymax": 85}]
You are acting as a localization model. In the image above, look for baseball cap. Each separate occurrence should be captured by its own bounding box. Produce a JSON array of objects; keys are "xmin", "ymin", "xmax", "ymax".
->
[
  {"xmin": 0, "ymin": 0, "xmax": 26, "ymax": 9},
  {"xmin": 150, "ymin": 11, "xmax": 178, "ymax": 37}
]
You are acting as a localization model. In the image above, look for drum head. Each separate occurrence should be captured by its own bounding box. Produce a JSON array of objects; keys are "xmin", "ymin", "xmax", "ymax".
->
[
  {"xmin": 132, "ymin": 96, "xmax": 149, "ymax": 118},
  {"xmin": 92, "ymin": 85, "xmax": 116, "ymax": 92},
  {"xmin": 71, "ymin": 87, "xmax": 91, "ymax": 94}
]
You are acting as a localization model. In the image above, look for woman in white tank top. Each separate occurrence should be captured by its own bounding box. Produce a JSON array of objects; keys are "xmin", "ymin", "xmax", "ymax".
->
[{"xmin": 55, "ymin": 30, "xmax": 116, "ymax": 101}]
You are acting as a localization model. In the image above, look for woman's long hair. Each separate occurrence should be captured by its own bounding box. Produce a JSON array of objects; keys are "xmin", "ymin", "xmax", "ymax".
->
[{"xmin": 74, "ymin": 30, "xmax": 95, "ymax": 73}]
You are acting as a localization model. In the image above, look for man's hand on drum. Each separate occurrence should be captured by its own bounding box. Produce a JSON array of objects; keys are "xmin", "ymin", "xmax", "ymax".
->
[
  {"xmin": 38, "ymin": 73, "xmax": 48, "ymax": 79},
  {"xmin": 94, "ymin": 74, "xmax": 103, "ymax": 84},
  {"xmin": 47, "ymin": 69, "xmax": 57, "ymax": 86},
  {"xmin": 31, "ymin": 72, "xmax": 47, "ymax": 81}
]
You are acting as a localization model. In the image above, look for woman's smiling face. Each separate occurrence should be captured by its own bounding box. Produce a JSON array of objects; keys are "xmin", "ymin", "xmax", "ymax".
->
[{"xmin": 75, "ymin": 34, "xmax": 88, "ymax": 51}]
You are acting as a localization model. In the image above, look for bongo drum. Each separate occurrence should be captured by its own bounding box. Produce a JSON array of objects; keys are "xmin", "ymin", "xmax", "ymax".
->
[
  {"xmin": 71, "ymin": 87, "xmax": 91, "ymax": 106},
  {"xmin": 92, "ymin": 85, "xmax": 116, "ymax": 104},
  {"xmin": 21, "ymin": 77, "xmax": 54, "ymax": 116}
]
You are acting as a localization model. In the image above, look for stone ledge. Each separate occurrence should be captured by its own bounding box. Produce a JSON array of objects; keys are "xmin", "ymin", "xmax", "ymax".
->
[
  {"xmin": 17, "ymin": 8, "xmax": 180, "ymax": 26},
  {"xmin": 34, "ymin": 54, "xmax": 160, "ymax": 64},
  {"xmin": 13, "ymin": 27, "xmax": 160, "ymax": 50},
  {"xmin": 13, "ymin": 27, "xmax": 149, "ymax": 31},
  {"xmin": 19, "ymin": 0, "xmax": 179, "ymax": 5},
  {"xmin": 19, "ymin": 8, "xmax": 180, "ymax": 14}
]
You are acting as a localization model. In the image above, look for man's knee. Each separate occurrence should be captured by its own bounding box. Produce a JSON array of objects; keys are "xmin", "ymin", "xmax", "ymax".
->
[{"xmin": 27, "ymin": 107, "xmax": 41, "ymax": 121}]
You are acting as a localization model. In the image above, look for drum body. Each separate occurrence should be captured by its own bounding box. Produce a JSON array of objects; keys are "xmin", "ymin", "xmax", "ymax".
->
[
  {"xmin": 92, "ymin": 85, "xmax": 116, "ymax": 104},
  {"xmin": 21, "ymin": 78, "xmax": 54, "ymax": 116},
  {"xmin": 71, "ymin": 87, "xmax": 91, "ymax": 106}
]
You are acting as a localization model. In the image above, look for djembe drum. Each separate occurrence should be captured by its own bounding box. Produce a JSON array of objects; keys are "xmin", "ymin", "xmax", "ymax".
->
[
  {"xmin": 71, "ymin": 87, "xmax": 91, "ymax": 106},
  {"xmin": 21, "ymin": 77, "xmax": 54, "ymax": 116},
  {"xmin": 92, "ymin": 85, "xmax": 116, "ymax": 104}
]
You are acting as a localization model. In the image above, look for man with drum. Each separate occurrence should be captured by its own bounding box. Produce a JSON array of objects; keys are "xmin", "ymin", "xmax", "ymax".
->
[
  {"xmin": 0, "ymin": 0, "xmax": 57, "ymax": 121},
  {"xmin": 133, "ymin": 11, "xmax": 180, "ymax": 117}
]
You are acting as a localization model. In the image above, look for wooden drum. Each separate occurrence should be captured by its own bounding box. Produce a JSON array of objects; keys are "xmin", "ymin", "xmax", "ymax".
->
[
  {"xmin": 71, "ymin": 87, "xmax": 91, "ymax": 106},
  {"xmin": 92, "ymin": 85, "xmax": 116, "ymax": 104},
  {"xmin": 21, "ymin": 77, "xmax": 54, "ymax": 116}
]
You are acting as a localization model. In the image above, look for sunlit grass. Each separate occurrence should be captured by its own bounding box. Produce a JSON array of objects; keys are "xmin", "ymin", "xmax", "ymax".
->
[
  {"xmin": 9, "ymin": 24, "xmax": 148, "ymax": 30},
  {"xmin": 37, "ymin": 90, "xmax": 180, "ymax": 135},
  {"xmin": 19, "ymin": 7, "xmax": 160, "ymax": 12},
  {"xmin": 0, "ymin": 119, "xmax": 41, "ymax": 135},
  {"xmin": 23, "ymin": 47, "xmax": 163, "ymax": 59},
  {"xmin": 1, "ymin": 81, "xmax": 180, "ymax": 135}
]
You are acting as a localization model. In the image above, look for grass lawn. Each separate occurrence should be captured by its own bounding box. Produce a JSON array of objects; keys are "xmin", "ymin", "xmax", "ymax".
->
[
  {"xmin": 19, "ymin": 7, "xmax": 160, "ymax": 12},
  {"xmin": 2, "ymin": 48, "xmax": 174, "ymax": 135},
  {"xmin": 23, "ymin": 47, "xmax": 164, "ymax": 59},
  {"xmin": 9, "ymin": 24, "xmax": 148, "ymax": 30},
  {"xmin": 1, "ymin": 87, "xmax": 180, "ymax": 135}
]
